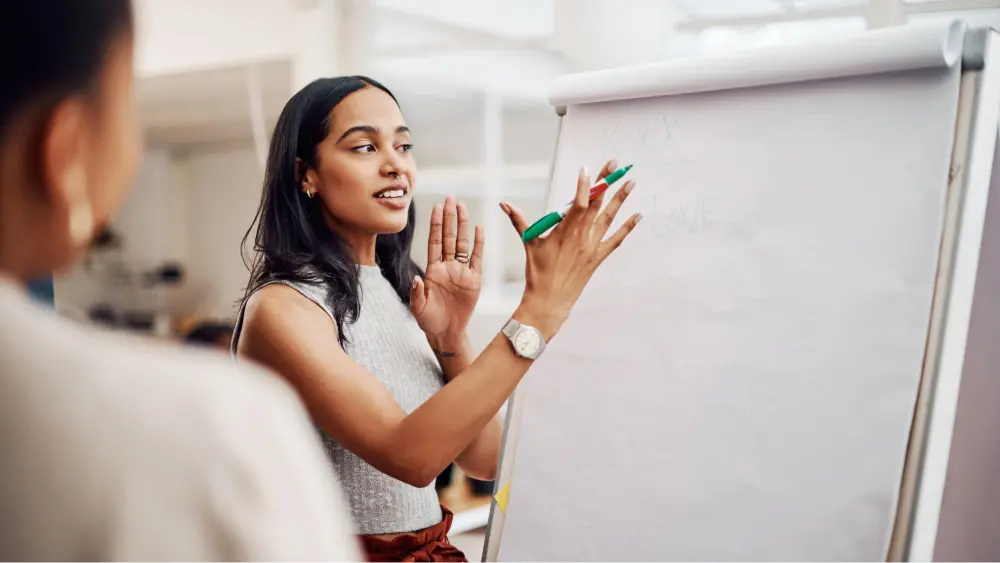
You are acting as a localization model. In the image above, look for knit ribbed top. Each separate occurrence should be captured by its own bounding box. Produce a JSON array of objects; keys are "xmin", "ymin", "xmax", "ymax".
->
[{"xmin": 231, "ymin": 265, "xmax": 445, "ymax": 534}]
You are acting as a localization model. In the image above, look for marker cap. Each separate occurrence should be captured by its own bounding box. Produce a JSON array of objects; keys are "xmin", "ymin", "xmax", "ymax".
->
[{"xmin": 601, "ymin": 164, "xmax": 633, "ymax": 187}]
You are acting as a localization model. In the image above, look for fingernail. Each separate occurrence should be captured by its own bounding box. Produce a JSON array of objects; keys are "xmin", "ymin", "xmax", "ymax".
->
[
  {"xmin": 581, "ymin": 165, "xmax": 589, "ymax": 178},
  {"xmin": 625, "ymin": 180, "xmax": 635, "ymax": 194},
  {"xmin": 635, "ymin": 213, "xmax": 643, "ymax": 224},
  {"xmin": 499, "ymin": 202, "xmax": 510, "ymax": 215},
  {"xmin": 412, "ymin": 276, "xmax": 419, "ymax": 288}
]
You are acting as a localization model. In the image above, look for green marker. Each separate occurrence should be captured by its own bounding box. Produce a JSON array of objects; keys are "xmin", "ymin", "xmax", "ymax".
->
[{"xmin": 521, "ymin": 164, "xmax": 633, "ymax": 243}]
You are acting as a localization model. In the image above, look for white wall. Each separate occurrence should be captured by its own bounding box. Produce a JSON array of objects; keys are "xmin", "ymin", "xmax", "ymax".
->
[
  {"xmin": 133, "ymin": 0, "xmax": 298, "ymax": 77},
  {"xmin": 908, "ymin": 8, "xmax": 1000, "ymax": 29},
  {"xmin": 114, "ymin": 149, "xmax": 188, "ymax": 267},
  {"xmin": 398, "ymin": 102, "xmax": 558, "ymax": 167},
  {"xmin": 178, "ymin": 147, "xmax": 265, "ymax": 319}
]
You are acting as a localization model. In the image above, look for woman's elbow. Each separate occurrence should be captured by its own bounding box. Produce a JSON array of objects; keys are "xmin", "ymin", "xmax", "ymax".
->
[
  {"xmin": 480, "ymin": 464, "xmax": 498, "ymax": 482},
  {"xmin": 462, "ymin": 463, "xmax": 498, "ymax": 483},
  {"xmin": 456, "ymin": 446, "xmax": 501, "ymax": 481},
  {"xmin": 373, "ymin": 432, "xmax": 453, "ymax": 487},
  {"xmin": 381, "ymin": 452, "xmax": 443, "ymax": 488}
]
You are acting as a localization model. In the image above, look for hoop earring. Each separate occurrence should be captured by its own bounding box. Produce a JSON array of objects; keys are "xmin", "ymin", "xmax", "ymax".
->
[{"xmin": 305, "ymin": 190, "xmax": 315, "ymax": 198}]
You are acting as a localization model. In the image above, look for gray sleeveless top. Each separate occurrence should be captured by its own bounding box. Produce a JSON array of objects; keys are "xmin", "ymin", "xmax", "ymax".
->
[{"xmin": 231, "ymin": 265, "xmax": 445, "ymax": 534}]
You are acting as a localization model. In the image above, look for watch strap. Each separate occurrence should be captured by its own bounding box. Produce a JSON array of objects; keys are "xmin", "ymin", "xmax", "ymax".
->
[{"xmin": 502, "ymin": 317, "xmax": 521, "ymax": 338}]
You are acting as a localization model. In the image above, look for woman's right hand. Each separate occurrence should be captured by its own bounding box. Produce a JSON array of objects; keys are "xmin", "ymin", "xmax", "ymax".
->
[{"xmin": 500, "ymin": 159, "xmax": 641, "ymax": 340}]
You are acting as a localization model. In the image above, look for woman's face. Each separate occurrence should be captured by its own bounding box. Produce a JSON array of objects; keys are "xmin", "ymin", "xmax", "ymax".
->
[{"xmin": 304, "ymin": 86, "xmax": 416, "ymax": 239}]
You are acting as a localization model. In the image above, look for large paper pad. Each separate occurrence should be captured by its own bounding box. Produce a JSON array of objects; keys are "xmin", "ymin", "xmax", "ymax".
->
[{"xmin": 496, "ymin": 23, "xmax": 964, "ymax": 561}]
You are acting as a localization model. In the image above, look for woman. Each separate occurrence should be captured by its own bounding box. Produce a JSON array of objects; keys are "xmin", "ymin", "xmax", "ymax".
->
[
  {"xmin": 0, "ymin": 1, "xmax": 360, "ymax": 559},
  {"xmin": 233, "ymin": 75, "xmax": 641, "ymax": 561}
]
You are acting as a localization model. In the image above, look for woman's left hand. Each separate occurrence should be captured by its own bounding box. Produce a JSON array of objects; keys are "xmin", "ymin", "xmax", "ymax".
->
[{"xmin": 410, "ymin": 195, "xmax": 484, "ymax": 339}]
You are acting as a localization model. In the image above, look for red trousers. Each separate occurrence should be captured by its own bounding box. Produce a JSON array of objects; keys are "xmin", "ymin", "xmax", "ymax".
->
[{"xmin": 360, "ymin": 506, "xmax": 468, "ymax": 562}]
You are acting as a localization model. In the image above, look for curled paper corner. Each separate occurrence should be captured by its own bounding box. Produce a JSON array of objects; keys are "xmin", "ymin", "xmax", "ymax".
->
[{"xmin": 495, "ymin": 482, "xmax": 511, "ymax": 513}]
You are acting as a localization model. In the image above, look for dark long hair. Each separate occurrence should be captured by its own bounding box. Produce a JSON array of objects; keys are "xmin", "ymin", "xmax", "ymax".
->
[
  {"xmin": 0, "ymin": 0, "xmax": 133, "ymax": 137},
  {"xmin": 240, "ymin": 76, "xmax": 422, "ymax": 347}
]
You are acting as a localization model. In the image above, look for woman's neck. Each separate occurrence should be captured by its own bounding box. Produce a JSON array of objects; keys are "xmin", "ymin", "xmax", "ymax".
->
[
  {"xmin": 337, "ymin": 228, "xmax": 377, "ymax": 267},
  {"xmin": 321, "ymin": 209, "xmax": 378, "ymax": 266},
  {"xmin": 351, "ymin": 240, "xmax": 378, "ymax": 267}
]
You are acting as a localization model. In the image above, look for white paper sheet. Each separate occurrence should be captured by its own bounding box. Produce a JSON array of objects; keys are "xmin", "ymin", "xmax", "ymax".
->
[
  {"xmin": 549, "ymin": 19, "xmax": 966, "ymax": 106},
  {"xmin": 496, "ymin": 62, "xmax": 963, "ymax": 561}
]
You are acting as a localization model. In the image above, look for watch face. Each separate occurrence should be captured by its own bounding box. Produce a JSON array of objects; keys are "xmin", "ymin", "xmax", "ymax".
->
[{"xmin": 513, "ymin": 327, "xmax": 543, "ymax": 356}]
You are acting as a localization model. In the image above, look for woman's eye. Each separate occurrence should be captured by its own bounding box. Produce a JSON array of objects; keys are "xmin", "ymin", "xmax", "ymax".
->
[
  {"xmin": 398, "ymin": 143, "xmax": 413, "ymax": 152},
  {"xmin": 353, "ymin": 144, "xmax": 376, "ymax": 153}
]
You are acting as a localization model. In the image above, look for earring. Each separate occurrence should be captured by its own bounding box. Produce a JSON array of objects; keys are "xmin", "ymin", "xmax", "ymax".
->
[
  {"xmin": 305, "ymin": 190, "xmax": 315, "ymax": 198},
  {"xmin": 65, "ymin": 164, "xmax": 93, "ymax": 247},
  {"xmin": 69, "ymin": 204, "xmax": 94, "ymax": 247}
]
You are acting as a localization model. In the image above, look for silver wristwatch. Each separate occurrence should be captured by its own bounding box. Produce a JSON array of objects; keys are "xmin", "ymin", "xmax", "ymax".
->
[{"xmin": 502, "ymin": 318, "xmax": 546, "ymax": 360}]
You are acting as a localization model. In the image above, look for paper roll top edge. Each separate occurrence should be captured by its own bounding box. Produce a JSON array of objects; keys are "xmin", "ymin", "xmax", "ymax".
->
[{"xmin": 548, "ymin": 19, "xmax": 970, "ymax": 108}]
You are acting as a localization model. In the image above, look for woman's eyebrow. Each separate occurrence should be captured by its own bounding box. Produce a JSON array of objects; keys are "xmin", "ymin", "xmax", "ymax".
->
[{"xmin": 337, "ymin": 125, "xmax": 410, "ymax": 143}]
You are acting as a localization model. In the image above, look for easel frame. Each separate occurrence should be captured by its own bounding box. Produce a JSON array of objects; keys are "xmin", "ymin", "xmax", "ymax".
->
[{"xmin": 890, "ymin": 26, "xmax": 1000, "ymax": 562}]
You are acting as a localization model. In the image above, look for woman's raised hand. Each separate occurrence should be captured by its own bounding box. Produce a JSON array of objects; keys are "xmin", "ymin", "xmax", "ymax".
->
[
  {"xmin": 500, "ymin": 159, "xmax": 641, "ymax": 340},
  {"xmin": 410, "ymin": 195, "xmax": 484, "ymax": 339}
]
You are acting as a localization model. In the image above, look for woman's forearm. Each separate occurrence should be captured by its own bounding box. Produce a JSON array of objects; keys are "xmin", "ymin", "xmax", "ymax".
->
[
  {"xmin": 386, "ymin": 301, "xmax": 558, "ymax": 487},
  {"xmin": 427, "ymin": 331, "xmax": 505, "ymax": 481},
  {"xmin": 427, "ymin": 331, "xmax": 474, "ymax": 382}
]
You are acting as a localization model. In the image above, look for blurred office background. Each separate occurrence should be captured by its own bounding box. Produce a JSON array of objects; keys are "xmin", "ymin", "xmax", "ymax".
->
[{"xmin": 48, "ymin": 0, "xmax": 1000, "ymax": 553}]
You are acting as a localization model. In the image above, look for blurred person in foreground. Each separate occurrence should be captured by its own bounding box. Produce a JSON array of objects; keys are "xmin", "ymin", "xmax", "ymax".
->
[{"xmin": 0, "ymin": 1, "xmax": 361, "ymax": 560}]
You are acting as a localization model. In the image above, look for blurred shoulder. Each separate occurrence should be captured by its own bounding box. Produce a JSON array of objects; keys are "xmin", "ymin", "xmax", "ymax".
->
[{"xmin": 0, "ymin": 285, "xmax": 359, "ymax": 559}]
